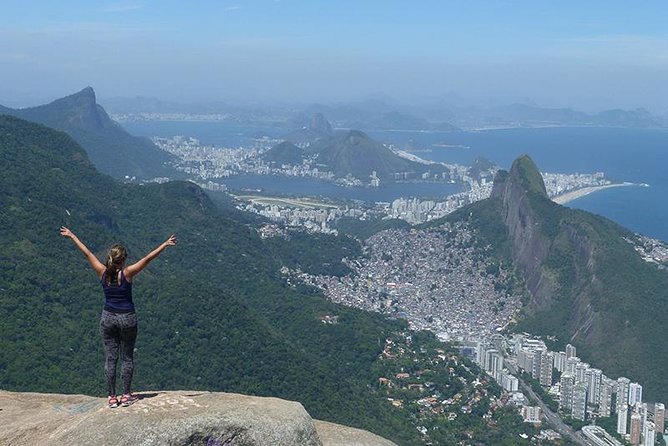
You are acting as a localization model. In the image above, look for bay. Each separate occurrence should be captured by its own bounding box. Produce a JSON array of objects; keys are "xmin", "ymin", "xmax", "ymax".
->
[{"xmin": 123, "ymin": 121, "xmax": 668, "ymax": 241}]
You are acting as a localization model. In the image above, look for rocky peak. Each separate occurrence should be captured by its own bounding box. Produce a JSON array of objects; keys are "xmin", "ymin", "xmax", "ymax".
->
[
  {"xmin": 491, "ymin": 154, "xmax": 547, "ymax": 200},
  {"xmin": 490, "ymin": 155, "xmax": 556, "ymax": 309},
  {"xmin": 309, "ymin": 113, "xmax": 333, "ymax": 136},
  {"xmin": 343, "ymin": 129, "xmax": 368, "ymax": 145}
]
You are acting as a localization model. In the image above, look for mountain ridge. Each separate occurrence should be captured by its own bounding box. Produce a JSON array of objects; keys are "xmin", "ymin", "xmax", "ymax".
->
[
  {"xmin": 0, "ymin": 87, "xmax": 172, "ymax": 179},
  {"xmin": 0, "ymin": 115, "xmax": 419, "ymax": 443},
  {"xmin": 449, "ymin": 154, "xmax": 668, "ymax": 401}
]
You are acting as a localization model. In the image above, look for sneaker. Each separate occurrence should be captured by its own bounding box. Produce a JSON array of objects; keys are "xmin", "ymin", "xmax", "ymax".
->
[
  {"xmin": 120, "ymin": 393, "xmax": 139, "ymax": 407},
  {"xmin": 108, "ymin": 395, "xmax": 119, "ymax": 409}
]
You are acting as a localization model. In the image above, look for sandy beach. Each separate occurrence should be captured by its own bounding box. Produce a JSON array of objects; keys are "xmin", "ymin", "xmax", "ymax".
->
[{"xmin": 552, "ymin": 182, "xmax": 640, "ymax": 205}]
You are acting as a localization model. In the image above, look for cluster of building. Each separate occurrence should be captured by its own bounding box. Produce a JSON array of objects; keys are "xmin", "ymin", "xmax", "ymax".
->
[
  {"xmin": 542, "ymin": 171, "xmax": 609, "ymax": 195},
  {"xmin": 152, "ymin": 136, "xmax": 267, "ymax": 180},
  {"xmin": 385, "ymin": 181, "xmax": 493, "ymax": 224},
  {"xmin": 240, "ymin": 202, "xmax": 350, "ymax": 234},
  {"xmin": 475, "ymin": 334, "xmax": 665, "ymax": 445},
  {"xmin": 112, "ymin": 112, "xmax": 235, "ymax": 122},
  {"xmin": 297, "ymin": 222, "xmax": 524, "ymax": 340},
  {"xmin": 628, "ymin": 235, "xmax": 668, "ymax": 268},
  {"xmin": 374, "ymin": 333, "xmax": 515, "ymax": 444},
  {"xmin": 152, "ymin": 134, "xmax": 624, "ymax": 230}
]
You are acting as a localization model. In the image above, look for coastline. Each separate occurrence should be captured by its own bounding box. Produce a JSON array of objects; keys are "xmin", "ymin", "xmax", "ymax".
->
[{"xmin": 552, "ymin": 182, "xmax": 641, "ymax": 205}]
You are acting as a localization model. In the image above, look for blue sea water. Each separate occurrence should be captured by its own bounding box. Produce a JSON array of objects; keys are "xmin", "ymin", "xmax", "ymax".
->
[
  {"xmin": 123, "ymin": 121, "xmax": 668, "ymax": 241},
  {"xmin": 367, "ymin": 127, "xmax": 668, "ymax": 242}
]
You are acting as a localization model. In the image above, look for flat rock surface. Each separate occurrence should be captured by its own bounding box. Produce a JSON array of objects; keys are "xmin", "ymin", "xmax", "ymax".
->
[
  {"xmin": 314, "ymin": 421, "xmax": 397, "ymax": 446},
  {"xmin": 0, "ymin": 390, "xmax": 396, "ymax": 446}
]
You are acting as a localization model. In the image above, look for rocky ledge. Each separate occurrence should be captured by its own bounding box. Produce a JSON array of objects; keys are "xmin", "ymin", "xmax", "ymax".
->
[{"xmin": 0, "ymin": 390, "xmax": 396, "ymax": 446}]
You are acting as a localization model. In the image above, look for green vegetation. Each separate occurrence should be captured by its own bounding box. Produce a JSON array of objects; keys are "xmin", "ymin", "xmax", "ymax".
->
[
  {"xmin": 513, "ymin": 155, "xmax": 548, "ymax": 199},
  {"xmin": 333, "ymin": 215, "xmax": 411, "ymax": 240},
  {"xmin": 560, "ymin": 416, "xmax": 588, "ymax": 432},
  {"xmin": 371, "ymin": 331, "xmax": 539, "ymax": 445},
  {"xmin": 264, "ymin": 230, "xmax": 361, "ymax": 276},
  {"xmin": 519, "ymin": 372, "xmax": 559, "ymax": 412},
  {"xmin": 262, "ymin": 141, "xmax": 304, "ymax": 165},
  {"xmin": 0, "ymin": 115, "xmax": 404, "ymax": 440},
  {"xmin": 0, "ymin": 87, "xmax": 172, "ymax": 179},
  {"xmin": 595, "ymin": 416, "xmax": 632, "ymax": 445},
  {"xmin": 306, "ymin": 130, "xmax": 448, "ymax": 181},
  {"xmin": 0, "ymin": 115, "xmax": 539, "ymax": 444},
  {"xmin": 446, "ymin": 154, "xmax": 668, "ymax": 403}
]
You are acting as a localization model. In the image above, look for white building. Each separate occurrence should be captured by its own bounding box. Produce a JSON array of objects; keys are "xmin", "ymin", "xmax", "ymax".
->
[
  {"xmin": 553, "ymin": 351, "xmax": 567, "ymax": 373},
  {"xmin": 560, "ymin": 373, "xmax": 575, "ymax": 412},
  {"xmin": 598, "ymin": 378, "xmax": 614, "ymax": 418},
  {"xmin": 540, "ymin": 351, "xmax": 554, "ymax": 387},
  {"xmin": 629, "ymin": 382, "xmax": 643, "ymax": 407},
  {"xmin": 618, "ymin": 406, "xmax": 629, "ymax": 435},
  {"xmin": 586, "ymin": 368, "xmax": 602, "ymax": 405},
  {"xmin": 572, "ymin": 383, "xmax": 588, "ymax": 421},
  {"xmin": 522, "ymin": 405, "xmax": 542, "ymax": 423},
  {"xmin": 643, "ymin": 421, "xmax": 655, "ymax": 446},
  {"xmin": 617, "ymin": 377, "xmax": 631, "ymax": 410}
]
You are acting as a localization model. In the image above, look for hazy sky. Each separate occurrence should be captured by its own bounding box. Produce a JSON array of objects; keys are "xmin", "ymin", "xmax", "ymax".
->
[{"xmin": 1, "ymin": 0, "xmax": 667, "ymax": 111}]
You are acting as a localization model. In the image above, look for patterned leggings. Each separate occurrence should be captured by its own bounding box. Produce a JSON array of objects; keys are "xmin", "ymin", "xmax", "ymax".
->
[{"xmin": 100, "ymin": 310, "xmax": 138, "ymax": 396}]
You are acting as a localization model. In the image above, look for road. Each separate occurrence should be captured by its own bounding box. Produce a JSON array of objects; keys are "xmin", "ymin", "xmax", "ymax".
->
[{"xmin": 506, "ymin": 361, "xmax": 593, "ymax": 446}]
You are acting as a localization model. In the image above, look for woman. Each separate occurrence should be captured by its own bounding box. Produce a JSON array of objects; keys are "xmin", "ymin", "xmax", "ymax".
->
[{"xmin": 60, "ymin": 227, "xmax": 176, "ymax": 408}]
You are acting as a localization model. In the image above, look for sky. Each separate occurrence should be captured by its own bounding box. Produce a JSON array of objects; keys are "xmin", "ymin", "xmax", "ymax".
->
[{"xmin": 1, "ymin": 0, "xmax": 667, "ymax": 111}]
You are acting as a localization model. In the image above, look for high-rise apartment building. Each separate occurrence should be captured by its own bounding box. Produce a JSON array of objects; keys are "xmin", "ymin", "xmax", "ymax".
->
[
  {"xmin": 629, "ymin": 382, "xmax": 643, "ymax": 407},
  {"xmin": 598, "ymin": 378, "xmax": 614, "ymax": 418},
  {"xmin": 617, "ymin": 377, "xmax": 631, "ymax": 410},
  {"xmin": 553, "ymin": 351, "xmax": 566, "ymax": 373},
  {"xmin": 643, "ymin": 421, "xmax": 656, "ymax": 446},
  {"xmin": 540, "ymin": 351, "xmax": 554, "ymax": 387},
  {"xmin": 630, "ymin": 412, "xmax": 642, "ymax": 445},
  {"xmin": 560, "ymin": 373, "xmax": 575, "ymax": 412},
  {"xmin": 654, "ymin": 402, "xmax": 665, "ymax": 434},
  {"xmin": 585, "ymin": 368, "xmax": 602, "ymax": 405},
  {"xmin": 575, "ymin": 362, "xmax": 589, "ymax": 384},
  {"xmin": 618, "ymin": 406, "xmax": 629, "ymax": 435},
  {"xmin": 572, "ymin": 383, "xmax": 588, "ymax": 421}
]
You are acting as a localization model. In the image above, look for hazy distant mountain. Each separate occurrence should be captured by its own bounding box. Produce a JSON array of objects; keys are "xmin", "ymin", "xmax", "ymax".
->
[
  {"xmin": 442, "ymin": 155, "xmax": 668, "ymax": 401},
  {"xmin": 285, "ymin": 113, "xmax": 335, "ymax": 146},
  {"xmin": 478, "ymin": 104, "xmax": 664, "ymax": 128},
  {"xmin": 306, "ymin": 130, "xmax": 448, "ymax": 181},
  {"xmin": 0, "ymin": 114, "xmax": 425, "ymax": 443},
  {"xmin": 591, "ymin": 108, "xmax": 663, "ymax": 128},
  {"xmin": 362, "ymin": 111, "xmax": 459, "ymax": 131},
  {"xmin": 0, "ymin": 87, "xmax": 172, "ymax": 179},
  {"xmin": 292, "ymin": 103, "xmax": 460, "ymax": 132},
  {"xmin": 485, "ymin": 104, "xmax": 590, "ymax": 125},
  {"xmin": 262, "ymin": 141, "xmax": 305, "ymax": 165}
]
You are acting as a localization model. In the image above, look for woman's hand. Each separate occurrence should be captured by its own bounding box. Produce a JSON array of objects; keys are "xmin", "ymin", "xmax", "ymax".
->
[
  {"xmin": 163, "ymin": 234, "xmax": 177, "ymax": 247},
  {"xmin": 60, "ymin": 226, "xmax": 76, "ymax": 239},
  {"xmin": 60, "ymin": 226, "xmax": 105, "ymax": 277}
]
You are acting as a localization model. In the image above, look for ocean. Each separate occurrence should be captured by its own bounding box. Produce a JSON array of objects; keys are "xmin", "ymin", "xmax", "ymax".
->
[{"xmin": 123, "ymin": 122, "xmax": 668, "ymax": 242}]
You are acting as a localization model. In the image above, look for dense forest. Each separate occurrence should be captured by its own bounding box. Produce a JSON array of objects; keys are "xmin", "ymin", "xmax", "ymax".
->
[{"xmin": 0, "ymin": 115, "xmax": 545, "ymax": 444}]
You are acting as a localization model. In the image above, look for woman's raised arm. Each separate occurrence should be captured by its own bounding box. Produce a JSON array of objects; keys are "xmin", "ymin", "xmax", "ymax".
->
[
  {"xmin": 124, "ymin": 234, "xmax": 176, "ymax": 281},
  {"xmin": 60, "ymin": 227, "xmax": 106, "ymax": 278}
]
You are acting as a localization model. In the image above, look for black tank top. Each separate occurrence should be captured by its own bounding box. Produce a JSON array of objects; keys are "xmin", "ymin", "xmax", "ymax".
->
[{"xmin": 101, "ymin": 270, "xmax": 134, "ymax": 313}]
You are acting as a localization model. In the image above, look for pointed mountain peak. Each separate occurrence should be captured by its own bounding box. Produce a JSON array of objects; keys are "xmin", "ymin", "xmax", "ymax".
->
[
  {"xmin": 492, "ymin": 154, "xmax": 548, "ymax": 200},
  {"xmin": 343, "ymin": 129, "xmax": 369, "ymax": 144},
  {"xmin": 309, "ymin": 113, "xmax": 333, "ymax": 136},
  {"xmin": 54, "ymin": 86, "xmax": 98, "ymax": 106}
]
